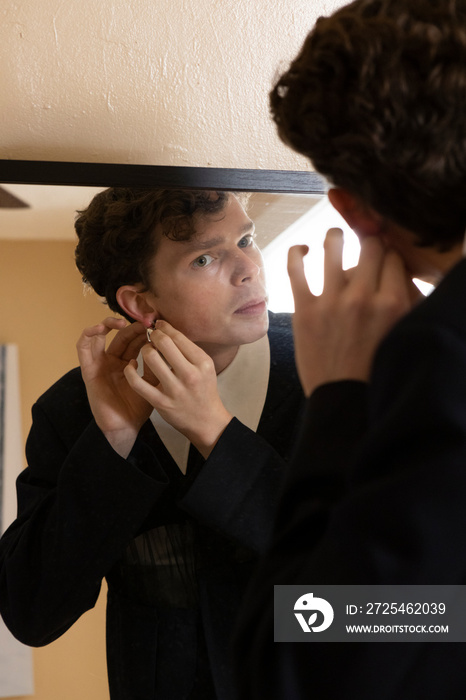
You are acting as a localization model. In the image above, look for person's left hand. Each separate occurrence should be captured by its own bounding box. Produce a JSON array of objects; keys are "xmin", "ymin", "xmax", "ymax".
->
[{"xmin": 124, "ymin": 320, "xmax": 233, "ymax": 458}]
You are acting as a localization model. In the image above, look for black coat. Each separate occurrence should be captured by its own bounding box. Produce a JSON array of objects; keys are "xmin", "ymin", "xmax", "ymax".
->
[
  {"xmin": 234, "ymin": 260, "xmax": 466, "ymax": 700},
  {"xmin": 0, "ymin": 312, "xmax": 304, "ymax": 700}
]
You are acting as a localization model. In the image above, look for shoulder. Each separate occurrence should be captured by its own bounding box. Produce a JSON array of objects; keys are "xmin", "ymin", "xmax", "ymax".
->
[
  {"xmin": 36, "ymin": 367, "xmax": 86, "ymax": 406},
  {"xmin": 368, "ymin": 263, "xmax": 466, "ymax": 414},
  {"xmin": 33, "ymin": 367, "xmax": 92, "ymax": 428}
]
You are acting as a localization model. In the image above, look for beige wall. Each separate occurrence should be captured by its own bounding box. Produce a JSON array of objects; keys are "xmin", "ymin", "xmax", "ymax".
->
[
  {"xmin": 0, "ymin": 240, "xmax": 111, "ymax": 700},
  {"xmin": 0, "ymin": 0, "xmax": 346, "ymax": 170}
]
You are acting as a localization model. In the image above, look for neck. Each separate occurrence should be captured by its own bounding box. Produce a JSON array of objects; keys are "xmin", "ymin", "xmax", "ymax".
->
[
  {"xmin": 198, "ymin": 343, "xmax": 240, "ymax": 374},
  {"xmin": 413, "ymin": 242, "xmax": 464, "ymax": 285},
  {"xmin": 381, "ymin": 222, "xmax": 464, "ymax": 285}
]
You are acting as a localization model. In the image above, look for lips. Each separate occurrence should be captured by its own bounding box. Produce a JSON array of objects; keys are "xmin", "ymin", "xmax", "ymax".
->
[{"xmin": 234, "ymin": 298, "xmax": 268, "ymax": 314}]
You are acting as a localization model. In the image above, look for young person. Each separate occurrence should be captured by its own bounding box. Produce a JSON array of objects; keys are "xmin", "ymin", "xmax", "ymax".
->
[
  {"xmin": 0, "ymin": 188, "xmax": 305, "ymax": 699},
  {"xmin": 234, "ymin": 1, "xmax": 466, "ymax": 698}
]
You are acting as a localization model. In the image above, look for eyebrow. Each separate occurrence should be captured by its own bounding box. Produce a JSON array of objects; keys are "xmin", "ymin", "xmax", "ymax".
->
[{"xmin": 182, "ymin": 221, "xmax": 255, "ymax": 252}]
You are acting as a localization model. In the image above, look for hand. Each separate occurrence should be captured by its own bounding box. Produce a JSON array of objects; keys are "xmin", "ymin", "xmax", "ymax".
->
[
  {"xmin": 288, "ymin": 228, "xmax": 415, "ymax": 397},
  {"xmin": 76, "ymin": 317, "xmax": 155, "ymax": 457},
  {"xmin": 124, "ymin": 320, "xmax": 233, "ymax": 458}
]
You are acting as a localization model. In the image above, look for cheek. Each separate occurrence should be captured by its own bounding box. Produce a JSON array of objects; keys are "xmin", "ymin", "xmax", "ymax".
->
[
  {"xmin": 158, "ymin": 290, "xmax": 216, "ymax": 337},
  {"xmin": 253, "ymin": 249, "xmax": 266, "ymax": 277}
]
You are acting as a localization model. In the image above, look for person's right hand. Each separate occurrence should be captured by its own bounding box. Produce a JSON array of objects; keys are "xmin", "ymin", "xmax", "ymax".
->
[
  {"xmin": 124, "ymin": 320, "xmax": 233, "ymax": 459},
  {"xmin": 288, "ymin": 229, "xmax": 415, "ymax": 397},
  {"xmin": 76, "ymin": 317, "xmax": 156, "ymax": 457}
]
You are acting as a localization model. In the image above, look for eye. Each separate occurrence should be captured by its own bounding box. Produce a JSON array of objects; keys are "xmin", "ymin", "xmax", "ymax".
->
[
  {"xmin": 192, "ymin": 253, "xmax": 214, "ymax": 268},
  {"xmin": 238, "ymin": 234, "xmax": 254, "ymax": 248}
]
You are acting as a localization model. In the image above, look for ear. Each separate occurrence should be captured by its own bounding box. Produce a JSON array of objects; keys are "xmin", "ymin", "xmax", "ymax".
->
[
  {"xmin": 116, "ymin": 285, "xmax": 158, "ymax": 327},
  {"xmin": 328, "ymin": 188, "xmax": 384, "ymax": 239}
]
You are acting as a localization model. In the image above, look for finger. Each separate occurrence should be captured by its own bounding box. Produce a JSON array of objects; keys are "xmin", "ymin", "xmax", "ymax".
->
[
  {"xmin": 323, "ymin": 228, "xmax": 345, "ymax": 295},
  {"xmin": 145, "ymin": 325, "xmax": 215, "ymax": 389},
  {"xmin": 76, "ymin": 317, "xmax": 126, "ymax": 361},
  {"xmin": 107, "ymin": 321, "xmax": 147, "ymax": 359},
  {"xmin": 140, "ymin": 341, "xmax": 178, "ymax": 388},
  {"xmin": 378, "ymin": 249, "xmax": 414, "ymax": 311},
  {"xmin": 124, "ymin": 361, "xmax": 165, "ymax": 403},
  {"xmin": 126, "ymin": 358, "xmax": 160, "ymax": 388},
  {"xmin": 140, "ymin": 358, "xmax": 161, "ymax": 388},
  {"xmin": 142, "ymin": 329, "xmax": 210, "ymax": 391},
  {"xmin": 78, "ymin": 317, "xmax": 126, "ymax": 343},
  {"xmin": 152, "ymin": 320, "xmax": 210, "ymax": 366},
  {"xmin": 344, "ymin": 266, "xmax": 357, "ymax": 282},
  {"xmin": 122, "ymin": 332, "xmax": 148, "ymax": 361},
  {"xmin": 351, "ymin": 235, "xmax": 385, "ymax": 290},
  {"xmin": 287, "ymin": 245, "xmax": 312, "ymax": 307}
]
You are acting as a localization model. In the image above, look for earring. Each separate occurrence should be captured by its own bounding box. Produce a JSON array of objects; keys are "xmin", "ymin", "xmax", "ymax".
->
[{"xmin": 146, "ymin": 319, "xmax": 156, "ymax": 343}]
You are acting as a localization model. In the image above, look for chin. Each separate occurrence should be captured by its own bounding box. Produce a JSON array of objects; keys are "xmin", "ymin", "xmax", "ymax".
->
[{"xmin": 236, "ymin": 314, "xmax": 269, "ymax": 345}]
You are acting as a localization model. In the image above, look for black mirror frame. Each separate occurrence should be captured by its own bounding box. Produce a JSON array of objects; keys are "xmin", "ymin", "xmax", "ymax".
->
[{"xmin": 0, "ymin": 159, "xmax": 326, "ymax": 195}]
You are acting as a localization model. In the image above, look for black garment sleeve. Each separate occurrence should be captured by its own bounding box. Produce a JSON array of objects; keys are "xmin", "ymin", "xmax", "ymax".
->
[
  {"xmin": 179, "ymin": 417, "xmax": 292, "ymax": 553},
  {"xmin": 0, "ymin": 398, "xmax": 169, "ymax": 646}
]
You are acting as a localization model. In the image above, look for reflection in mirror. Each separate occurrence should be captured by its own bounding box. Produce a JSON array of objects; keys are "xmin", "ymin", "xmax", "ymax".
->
[
  {"xmin": 0, "ymin": 183, "xmax": 360, "ymax": 311},
  {"xmin": 0, "ymin": 181, "xmax": 329, "ymax": 700},
  {"xmin": 0, "ymin": 178, "xmax": 356, "ymax": 700},
  {"xmin": 0, "ymin": 184, "xmax": 106, "ymax": 239},
  {"xmin": 261, "ymin": 195, "xmax": 360, "ymax": 310}
]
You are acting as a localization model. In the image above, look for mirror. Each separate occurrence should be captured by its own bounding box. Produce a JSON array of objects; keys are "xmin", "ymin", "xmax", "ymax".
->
[
  {"xmin": 0, "ymin": 158, "xmax": 331, "ymax": 382},
  {"xmin": 0, "ymin": 159, "xmax": 341, "ymax": 348},
  {"xmin": 0, "ymin": 160, "xmax": 335, "ymax": 700},
  {"xmin": 0, "ymin": 159, "xmax": 326, "ymax": 190},
  {"xmin": 0, "ymin": 159, "xmax": 330, "ymax": 310}
]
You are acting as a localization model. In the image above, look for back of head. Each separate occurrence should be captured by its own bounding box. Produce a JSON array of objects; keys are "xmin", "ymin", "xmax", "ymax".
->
[{"xmin": 270, "ymin": 0, "xmax": 466, "ymax": 249}]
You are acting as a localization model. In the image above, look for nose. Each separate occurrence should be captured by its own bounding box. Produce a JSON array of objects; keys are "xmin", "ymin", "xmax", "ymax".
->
[{"xmin": 231, "ymin": 249, "xmax": 263, "ymax": 285}]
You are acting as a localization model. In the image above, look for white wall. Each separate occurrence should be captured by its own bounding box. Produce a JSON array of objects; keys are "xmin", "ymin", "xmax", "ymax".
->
[{"xmin": 0, "ymin": 0, "xmax": 346, "ymax": 169}]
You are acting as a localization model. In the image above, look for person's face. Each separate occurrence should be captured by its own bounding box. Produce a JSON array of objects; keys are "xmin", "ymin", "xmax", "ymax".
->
[{"xmin": 145, "ymin": 195, "xmax": 269, "ymax": 360}]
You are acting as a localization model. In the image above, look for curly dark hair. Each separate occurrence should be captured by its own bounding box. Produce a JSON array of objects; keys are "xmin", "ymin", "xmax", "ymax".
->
[
  {"xmin": 75, "ymin": 188, "xmax": 235, "ymax": 320},
  {"xmin": 270, "ymin": 0, "xmax": 466, "ymax": 250}
]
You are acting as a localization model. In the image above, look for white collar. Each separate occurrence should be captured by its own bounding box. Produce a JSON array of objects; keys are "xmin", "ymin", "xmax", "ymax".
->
[{"xmin": 150, "ymin": 333, "xmax": 271, "ymax": 473}]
